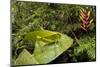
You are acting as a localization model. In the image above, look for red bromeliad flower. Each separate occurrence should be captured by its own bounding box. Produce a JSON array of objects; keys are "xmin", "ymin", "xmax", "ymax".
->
[{"xmin": 79, "ymin": 8, "xmax": 93, "ymax": 31}]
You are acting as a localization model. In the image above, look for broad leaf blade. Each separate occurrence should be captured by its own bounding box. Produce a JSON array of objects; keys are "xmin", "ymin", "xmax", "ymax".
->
[
  {"xmin": 31, "ymin": 31, "xmax": 73, "ymax": 64},
  {"xmin": 15, "ymin": 49, "xmax": 38, "ymax": 65}
]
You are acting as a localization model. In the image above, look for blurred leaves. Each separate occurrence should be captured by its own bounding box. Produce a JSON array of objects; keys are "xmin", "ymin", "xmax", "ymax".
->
[{"xmin": 74, "ymin": 33, "xmax": 96, "ymax": 61}]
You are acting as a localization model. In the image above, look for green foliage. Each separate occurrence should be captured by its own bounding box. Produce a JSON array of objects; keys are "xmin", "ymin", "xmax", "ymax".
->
[{"xmin": 74, "ymin": 32, "xmax": 96, "ymax": 61}]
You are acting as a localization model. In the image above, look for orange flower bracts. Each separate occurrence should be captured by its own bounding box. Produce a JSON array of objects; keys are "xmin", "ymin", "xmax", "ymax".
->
[{"xmin": 79, "ymin": 8, "xmax": 93, "ymax": 31}]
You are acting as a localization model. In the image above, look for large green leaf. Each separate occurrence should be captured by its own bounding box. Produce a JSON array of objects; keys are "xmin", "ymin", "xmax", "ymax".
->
[
  {"xmin": 15, "ymin": 30, "xmax": 73, "ymax": 65},
  {"xmin": 15, "ymin": 49, "xmax": 38, "ymax": 65},
  {"xmin": 33, "ymin": 33, "xmax": 73, "ymax": 64},
  {"xmin": 14, "ymin": 49, "xmax": 38, "ymax": 65}
]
